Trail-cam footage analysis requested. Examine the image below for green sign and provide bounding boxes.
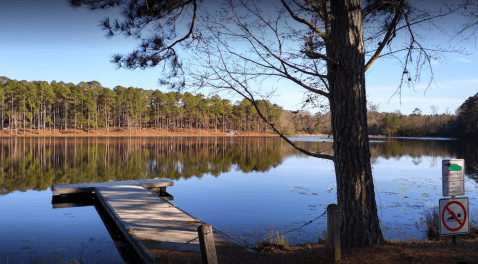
[449,164,462,171]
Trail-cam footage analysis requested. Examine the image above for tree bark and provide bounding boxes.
[328,0,384,248]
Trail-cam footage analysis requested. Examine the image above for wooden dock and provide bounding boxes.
[52,179,244,264]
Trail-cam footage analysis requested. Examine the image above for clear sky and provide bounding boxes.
[1,0,476,115]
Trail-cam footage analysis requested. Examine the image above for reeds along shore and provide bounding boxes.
[0,127,278,137]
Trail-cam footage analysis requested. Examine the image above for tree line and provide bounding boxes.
[1,76,476,139]
[365,92,478,139]
[0,76,282,135]
[281,91,478,139]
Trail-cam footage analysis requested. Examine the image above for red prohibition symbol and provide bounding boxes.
[442,201,467,232]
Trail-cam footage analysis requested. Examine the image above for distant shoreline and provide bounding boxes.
[0,128,392,138]
[0,127,278,138]
[288,133,387,138]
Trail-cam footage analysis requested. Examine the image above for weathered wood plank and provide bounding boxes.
[94,185,236,263]
[52,178,173,195]
[52,187,95,195]
[51,179,244,263]
[94,185,157,264]
[96,186,201,251]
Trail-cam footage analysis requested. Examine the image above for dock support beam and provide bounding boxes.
[198,224,218,264]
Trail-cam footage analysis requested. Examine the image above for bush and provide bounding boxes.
[423,206,440,240]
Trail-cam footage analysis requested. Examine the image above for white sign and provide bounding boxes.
[439,197,469,236]
[442,159,465,196]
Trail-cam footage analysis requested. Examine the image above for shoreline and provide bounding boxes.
[0,127,279,138]
[0,128,390,138]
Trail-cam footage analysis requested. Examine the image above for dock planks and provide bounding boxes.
[52,179,242,263]
[51,178,174,195]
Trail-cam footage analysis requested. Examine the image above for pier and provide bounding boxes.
[52,179,244,263]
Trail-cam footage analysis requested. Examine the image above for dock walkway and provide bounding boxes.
[52,179,243,263]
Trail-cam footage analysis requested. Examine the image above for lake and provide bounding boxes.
[1,136,477,263]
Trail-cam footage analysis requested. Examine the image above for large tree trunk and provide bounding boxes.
[328,0,384,248]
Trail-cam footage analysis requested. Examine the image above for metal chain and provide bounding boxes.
[250,209,328,248]
[161,235,200,257]
[210,226,251,248]
[212,210,328,249]
[160,210,327,256]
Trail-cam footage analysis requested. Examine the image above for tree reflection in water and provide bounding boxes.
[0,137,476,194]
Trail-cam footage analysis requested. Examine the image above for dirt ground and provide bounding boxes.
[157,237,478,264]
[156,226,478,263]
[0,127,277,137]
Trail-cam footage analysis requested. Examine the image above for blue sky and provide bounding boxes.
[0,0,476,115]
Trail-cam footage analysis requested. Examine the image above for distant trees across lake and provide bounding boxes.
[0,76,476,138]
[0,77,283,135]
[366,92,478,139]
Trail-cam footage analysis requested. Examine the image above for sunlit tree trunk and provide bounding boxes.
[37,102,41,134]
[74,100,77,133]
[23,104,25,135]
[43,106,46,133]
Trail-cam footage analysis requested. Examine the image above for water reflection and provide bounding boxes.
[368,138,478,178]
[1,137,477,194]
[1,136,478,254]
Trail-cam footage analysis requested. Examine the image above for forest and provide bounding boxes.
[0,76,477,139]
[0,76,283,135]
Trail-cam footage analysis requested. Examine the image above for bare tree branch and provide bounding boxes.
[201,45,333,161]
[365,0,405,72]
[280,0,328,40]
[304,50,339,65]
[207,5,330,98]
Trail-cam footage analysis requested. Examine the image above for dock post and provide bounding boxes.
[327,204,341,261]
[159,187,166,196]
[198,224,218,264]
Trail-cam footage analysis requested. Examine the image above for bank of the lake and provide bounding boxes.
[204,235,478,264]
[0,127,277,137]
[0,128,394,139]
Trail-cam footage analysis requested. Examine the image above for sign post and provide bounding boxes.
[440,159,468,242]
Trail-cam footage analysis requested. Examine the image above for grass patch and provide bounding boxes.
[423,206,440,240]
[255,229,290,252]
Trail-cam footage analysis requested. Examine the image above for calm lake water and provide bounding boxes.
[1,136,477,263]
